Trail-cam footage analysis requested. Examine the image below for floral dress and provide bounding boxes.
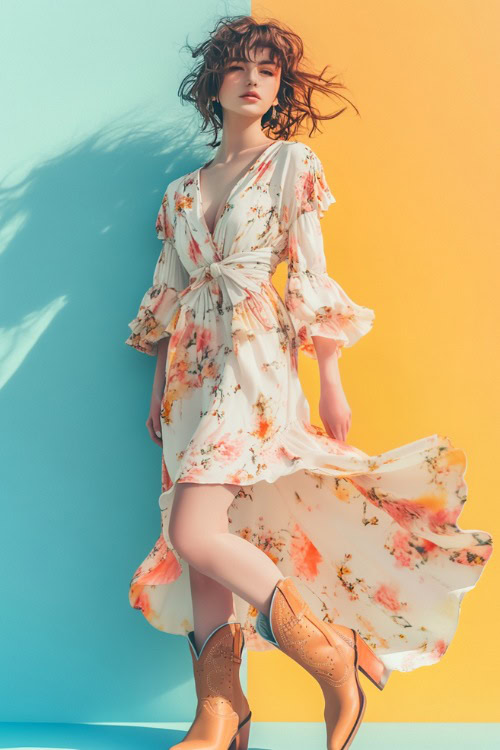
[125,140,493,676]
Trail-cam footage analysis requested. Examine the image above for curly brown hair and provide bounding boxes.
[177,14,359,148]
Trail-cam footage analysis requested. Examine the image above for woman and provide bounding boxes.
[125,15,493,750]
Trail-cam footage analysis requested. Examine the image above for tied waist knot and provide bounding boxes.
[178,246,275,312]
[208,261,223,279]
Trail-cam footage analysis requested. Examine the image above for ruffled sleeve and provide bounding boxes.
[125,187,190,355]
[284,146,375,359]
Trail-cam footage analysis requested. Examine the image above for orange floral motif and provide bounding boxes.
[250,393,275,440]
[174,191,193,214]
[289,522,323,580]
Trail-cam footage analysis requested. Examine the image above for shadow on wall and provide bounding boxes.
[0,116,215,722]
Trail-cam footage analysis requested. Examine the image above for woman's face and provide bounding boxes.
[217,46,281,121]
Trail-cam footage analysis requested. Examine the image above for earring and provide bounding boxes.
[269,104,279,126]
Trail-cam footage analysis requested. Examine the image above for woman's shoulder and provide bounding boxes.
[283,139,314,154]
[278,141,326,183]
[156,169,197,221]
[279,141,335,215]
[163,170,194,199]
[283,140,323,168]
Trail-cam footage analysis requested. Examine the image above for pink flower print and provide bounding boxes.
[392,529,413,569]
[295,170,315,213]
[428,506,461,533]
[196,326,213,353]
[254,158,273,182]
[373,583,405,612]
[180,467,207,482]
[430,639,448,659]
[186,235,203,265]
[380,496,427,531]
[212,433,246,463]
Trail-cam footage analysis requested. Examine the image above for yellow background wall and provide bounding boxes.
[249,0,499,722]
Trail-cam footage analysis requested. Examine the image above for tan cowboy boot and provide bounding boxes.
[257,577,389,750]
[170,621,252,750]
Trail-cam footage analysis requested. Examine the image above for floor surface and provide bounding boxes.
[0,721,499,749]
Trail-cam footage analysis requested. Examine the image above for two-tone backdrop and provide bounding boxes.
[0,0,498,729]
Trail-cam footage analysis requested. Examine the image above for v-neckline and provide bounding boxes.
[196,139,286,242]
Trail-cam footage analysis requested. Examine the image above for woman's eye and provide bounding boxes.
[227,65,273,75]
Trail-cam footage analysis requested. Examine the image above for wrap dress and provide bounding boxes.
[125,139,493,676]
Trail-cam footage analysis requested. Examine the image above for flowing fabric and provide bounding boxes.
[125,140,492,676]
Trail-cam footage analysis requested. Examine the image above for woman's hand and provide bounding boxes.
[318,382,351,442]
[146,337,169,447]
[146,390,163,447]
[312,335,351,442]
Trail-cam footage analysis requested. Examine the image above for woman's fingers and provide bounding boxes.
[325,421,335,439]
[146,416,162,446]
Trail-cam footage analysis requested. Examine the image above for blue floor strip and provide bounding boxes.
[0,721,498,749]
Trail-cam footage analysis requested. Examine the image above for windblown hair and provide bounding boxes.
[177,14,359,147]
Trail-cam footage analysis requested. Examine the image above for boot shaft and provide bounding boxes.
[187,621,249,717]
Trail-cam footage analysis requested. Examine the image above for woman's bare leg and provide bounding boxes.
[169,481,283,652]
[188,566,235,655]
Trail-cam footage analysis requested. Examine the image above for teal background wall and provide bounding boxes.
[0,0,249,722]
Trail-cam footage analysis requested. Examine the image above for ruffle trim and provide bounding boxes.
[125,283,180,355]
[285,269,376,359]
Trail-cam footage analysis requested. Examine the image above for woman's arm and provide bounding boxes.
[146,336,170,446]
[283,146,374,442]
[312,335,351,443]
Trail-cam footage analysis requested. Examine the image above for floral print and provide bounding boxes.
[125,140,493,676]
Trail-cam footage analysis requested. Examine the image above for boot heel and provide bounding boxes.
[229,711,252,750]
[355,631,390,690]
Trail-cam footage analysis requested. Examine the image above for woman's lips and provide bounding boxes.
[240,94,260,100]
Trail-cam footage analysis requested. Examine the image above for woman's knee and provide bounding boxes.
[167,481,238,562]
[168,486,207,559]
[168,514,203,561]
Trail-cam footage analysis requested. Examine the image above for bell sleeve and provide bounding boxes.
[284,147,375,359]
[125,187,190,355]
